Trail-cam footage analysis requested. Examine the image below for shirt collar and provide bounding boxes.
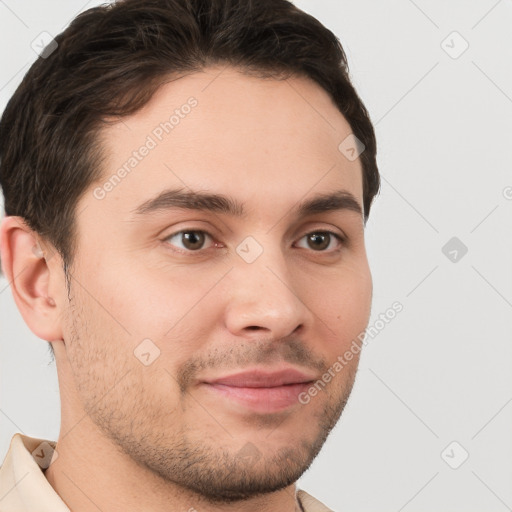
[0,433,70,511]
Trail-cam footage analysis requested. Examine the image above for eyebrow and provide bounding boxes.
[130,187,363,219]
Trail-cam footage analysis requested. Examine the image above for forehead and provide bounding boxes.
[82,66,363,221]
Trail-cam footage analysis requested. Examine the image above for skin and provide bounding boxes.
[0,66,373,512]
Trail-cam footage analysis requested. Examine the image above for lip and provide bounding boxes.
[204,368,317,387]
[200,368,317,413]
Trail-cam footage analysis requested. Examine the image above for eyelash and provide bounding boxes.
[162,229,346,256]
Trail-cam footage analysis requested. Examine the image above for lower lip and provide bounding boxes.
[202,382,312,413]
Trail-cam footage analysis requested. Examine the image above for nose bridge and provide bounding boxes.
[223,236,311,338]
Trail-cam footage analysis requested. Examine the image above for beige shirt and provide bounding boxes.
[0,434,333,511]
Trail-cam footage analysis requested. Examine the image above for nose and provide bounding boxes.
[222,247,313,341]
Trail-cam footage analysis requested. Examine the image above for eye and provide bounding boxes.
[162,229,345,254]
[295,231,344,252]
[163,230,216,252]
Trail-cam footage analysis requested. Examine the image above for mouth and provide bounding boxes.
[200,368,317,413]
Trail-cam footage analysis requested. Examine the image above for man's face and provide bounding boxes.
[61,66,372,501]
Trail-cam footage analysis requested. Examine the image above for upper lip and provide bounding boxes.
[203,368,317,388]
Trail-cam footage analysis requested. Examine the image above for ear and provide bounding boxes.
[0,216,64,343]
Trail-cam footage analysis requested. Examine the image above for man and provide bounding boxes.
[0,0,380,510]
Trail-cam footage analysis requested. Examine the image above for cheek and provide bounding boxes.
[63,278,178,411]
[75,252,176,338]
[62,286,133,415]
[71,247,235,389]
[318,265,372,355]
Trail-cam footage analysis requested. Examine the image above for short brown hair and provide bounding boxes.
[0,0,380,274]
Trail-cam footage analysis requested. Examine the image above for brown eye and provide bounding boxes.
[164,230,213,252]
[181,231,205,250]
[296,231,344,252]
[308,233,329,250]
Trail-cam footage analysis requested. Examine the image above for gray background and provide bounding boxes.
[1,1,511,511]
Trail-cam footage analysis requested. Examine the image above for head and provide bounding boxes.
[0,0,380,504]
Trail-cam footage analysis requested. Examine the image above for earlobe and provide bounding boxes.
[0,216,64,342]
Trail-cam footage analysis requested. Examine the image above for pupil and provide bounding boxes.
[183,232,204,249]
[309,233,328,250]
